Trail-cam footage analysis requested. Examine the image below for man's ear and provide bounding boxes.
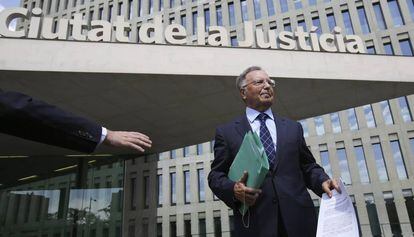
[240,89,247,100]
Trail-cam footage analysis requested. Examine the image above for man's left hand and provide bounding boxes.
[321,179,341,198]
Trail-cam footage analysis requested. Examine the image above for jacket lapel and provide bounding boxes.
[235,115,252,139]
[272,113,286,173]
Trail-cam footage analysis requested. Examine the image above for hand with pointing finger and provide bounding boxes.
[233,171,262,206]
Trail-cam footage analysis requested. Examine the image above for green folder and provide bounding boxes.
[228,131,270,215]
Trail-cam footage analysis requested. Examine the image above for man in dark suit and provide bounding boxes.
[0,90,152,153]
[208,66,340,237]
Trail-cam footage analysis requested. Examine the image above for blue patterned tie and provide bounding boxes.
[257,113,276,167]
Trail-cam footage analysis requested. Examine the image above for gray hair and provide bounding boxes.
[236,66,263,90]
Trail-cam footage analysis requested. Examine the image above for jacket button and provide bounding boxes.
[273,198,277,204]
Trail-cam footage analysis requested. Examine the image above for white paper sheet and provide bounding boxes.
[316,180,359,237]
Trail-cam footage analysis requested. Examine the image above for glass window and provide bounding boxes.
[373,3,387,30]
[313,199,320,217]
[315,116,325,136]
[228,2,235,26]
[184,146,190,157]
[320,150,333,178]
[330,112,342,133]
[241,0,248,22]
[229,215,235,236]
[299,120,309,137]
[336,148,352,184]
[192,12,198,35]
[327,13,336,32]
[230,36,238,46]
[198,217,206,237]
[149,0,153,14]
[312,17,322,35]
[181,15,187,29]
[363,105,376,128]
[309,0,317,6]
[298,19,307,31]
[294,0,302,10]
[214,216,222,237]
[159,0,163,11]
[98,7,104,20]
[184,170,190,204]
[284,22,292,31]
[143,176,149,208]
[204,9,210,31]
[372,143,389,182]
[384,192,403,236]
[128,225,135,237]
[402,189,414,232]
[357,6,370,34]
[365,194,382,237]
[253,0,261,19]
[170,0,174,7]
[267,0,275,16]
[407,0,414,21]
[399,96,413,122]
[280,0,288,13]
[184,219,191,237]
[409,138,414,157]
[390,140,408,180]
[170,220,177,237]
[130,178,136,210]
[216,5,222,26]
[399,39,414,56]
[380,100,394,125]
[342,9,354,34]
[354,146,370,183]
[367,45,376,54]
[170,172,176,205]
[157,223,162,237]
[171,149,177,159]
[388,0,404,27]
[157,174,163,206]
[384,42,394,55]
[198,169,205,202]
[347,108,359,130]
[197,144,203,155]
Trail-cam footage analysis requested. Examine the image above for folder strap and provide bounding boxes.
[241,192,250,228]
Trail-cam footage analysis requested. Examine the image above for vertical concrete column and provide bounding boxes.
[221,208,231,237]
[205,208,214,237]
[374,192,393,237]
[191,211,199,236]
[176,212,184,237]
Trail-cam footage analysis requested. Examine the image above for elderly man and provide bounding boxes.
[208,66,339,237]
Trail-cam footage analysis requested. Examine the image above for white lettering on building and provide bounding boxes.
[0,7,365,53]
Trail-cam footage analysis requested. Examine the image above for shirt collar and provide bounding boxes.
[246,107,274,123]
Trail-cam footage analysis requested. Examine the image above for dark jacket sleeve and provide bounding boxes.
[208,126,238,209]
[297,122,330,197]
[0,90,102,153]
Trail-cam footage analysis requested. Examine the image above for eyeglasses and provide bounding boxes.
[242,79,276,88]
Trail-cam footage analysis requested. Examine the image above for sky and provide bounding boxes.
[0,0,21,9]
[0,0,22,30]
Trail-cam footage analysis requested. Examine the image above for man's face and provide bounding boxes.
[240,70,274,112]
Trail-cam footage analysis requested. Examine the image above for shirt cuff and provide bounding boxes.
[98,127,107,146]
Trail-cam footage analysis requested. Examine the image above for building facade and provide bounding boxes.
[0,161,125,237]
[4,0,414,236]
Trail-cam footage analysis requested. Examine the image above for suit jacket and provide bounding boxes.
[0,90,101,153]
[208,113,329,237]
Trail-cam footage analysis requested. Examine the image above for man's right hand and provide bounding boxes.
[233,171,262,206]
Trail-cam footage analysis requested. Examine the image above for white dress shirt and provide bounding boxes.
[246,107,277,151]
